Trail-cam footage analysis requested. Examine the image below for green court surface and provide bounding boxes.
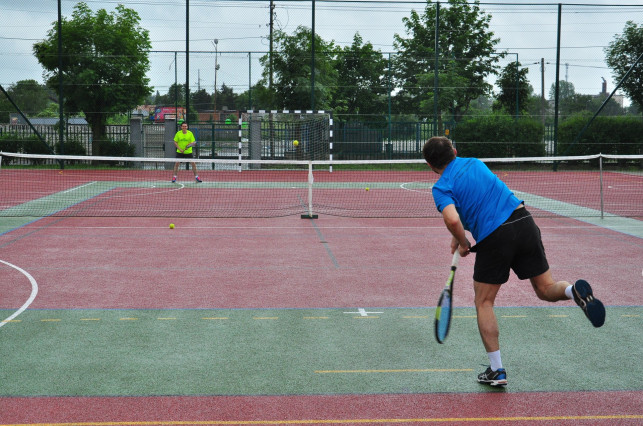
[0,306,640,397]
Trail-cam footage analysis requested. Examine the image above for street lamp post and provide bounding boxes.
[213,39,219,118]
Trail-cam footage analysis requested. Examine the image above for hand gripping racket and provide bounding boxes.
[434,250,460,344]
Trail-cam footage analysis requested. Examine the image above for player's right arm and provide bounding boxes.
[441,204,471,257]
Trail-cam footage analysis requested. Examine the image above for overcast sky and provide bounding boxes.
[1,0,641,106]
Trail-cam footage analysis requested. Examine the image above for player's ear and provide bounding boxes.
[453,148,457,157]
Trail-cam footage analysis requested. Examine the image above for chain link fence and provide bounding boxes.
[0,2,641,160]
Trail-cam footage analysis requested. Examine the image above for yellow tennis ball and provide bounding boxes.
[169,223,175,229]
[293,140,299,146]
[365,187,370,191]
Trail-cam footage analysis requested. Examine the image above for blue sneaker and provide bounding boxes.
[195,176,202,183]
[172,176,177,183]
[573,280,605,327]
[477,367,507,387]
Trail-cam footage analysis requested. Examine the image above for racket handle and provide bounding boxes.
[451,250,460,268]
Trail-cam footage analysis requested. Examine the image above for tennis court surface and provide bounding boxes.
[1,154,642,424]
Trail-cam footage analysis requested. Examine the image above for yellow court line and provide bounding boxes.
[10,312,640,324]
[7,415,642,425]
[315,368,474,374]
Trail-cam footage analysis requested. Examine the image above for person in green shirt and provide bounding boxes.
[172,121,202,183]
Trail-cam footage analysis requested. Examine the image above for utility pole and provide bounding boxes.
[541,58,545,128]
[57,0,64,161]
[213,39,219,115]
[269,0,274,90]
[310,0,316,110]
[186,0,190,124]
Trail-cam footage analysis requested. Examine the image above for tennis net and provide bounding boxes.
[1,152,641,219]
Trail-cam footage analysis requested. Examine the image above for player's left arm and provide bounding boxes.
[441,204,471,257]
[187,131,197,147]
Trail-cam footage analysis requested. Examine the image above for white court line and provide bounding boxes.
[400,181,432,194]
[62,181,96,193]
[0,260,38,328]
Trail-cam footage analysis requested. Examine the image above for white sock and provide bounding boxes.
[488,350,503,371]
[565,285,574,300]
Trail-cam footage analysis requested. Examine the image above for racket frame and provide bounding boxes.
[434,250,460,344]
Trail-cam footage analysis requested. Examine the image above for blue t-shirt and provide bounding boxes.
[432,157,522,243]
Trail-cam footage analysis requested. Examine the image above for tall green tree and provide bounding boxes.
[493,62,533,116]
[605,21,643,112]
[549,80,576,103]
[0,79,53,123]
[393,0,501,128]
[259,26,338,110]
[33,2,152,155]
[217,83,237,111]
[162,83,186,106]
[332,33,388,120]
[191,88,212,112]
[6,80,53,115]
[549,81,594,120]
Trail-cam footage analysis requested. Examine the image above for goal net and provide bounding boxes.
[241,110,333,163]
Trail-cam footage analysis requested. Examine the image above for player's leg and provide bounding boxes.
[513,210,604,327]
[172,161,179,182]
[191,162,202,182]
[473,281,502,352]
[529,270,569,302]
[474,280,507,387]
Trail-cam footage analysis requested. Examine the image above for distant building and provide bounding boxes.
[598,77,624,107]
[9,114,88,126]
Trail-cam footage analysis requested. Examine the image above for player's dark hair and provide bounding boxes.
[423,136,455,169]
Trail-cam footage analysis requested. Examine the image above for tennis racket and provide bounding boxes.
[434,250,460,344]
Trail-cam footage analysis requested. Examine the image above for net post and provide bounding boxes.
[599,154,604,219]
[301,161,318,219]
[328,111,333,173]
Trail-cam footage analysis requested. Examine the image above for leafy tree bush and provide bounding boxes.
[605,21,643,112]
[393,0,501,126]
[55,138,87,157]
[453,114,545,158]
[34,2,152,156]
[21,135,51,164]
[98,138,135,159]
[557,114,643,156]
[0,133,21,164]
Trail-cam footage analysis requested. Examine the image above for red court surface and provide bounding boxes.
[2,392,642,424]
[1,214,642,425]
[1,216,640,310]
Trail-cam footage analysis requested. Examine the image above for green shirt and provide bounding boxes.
[174,130,196,154]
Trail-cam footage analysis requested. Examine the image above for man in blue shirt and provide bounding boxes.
[423,136,605,387]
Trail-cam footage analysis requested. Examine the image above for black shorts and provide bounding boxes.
[176,152,193,159]
[472,206,549,284]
